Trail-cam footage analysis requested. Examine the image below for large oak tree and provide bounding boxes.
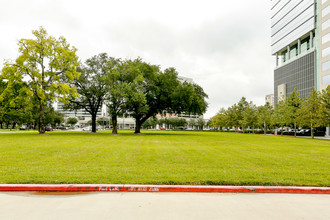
[123,59,208,133]
[66,53,119,133]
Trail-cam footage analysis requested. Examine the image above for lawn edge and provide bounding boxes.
[0,184,329,194]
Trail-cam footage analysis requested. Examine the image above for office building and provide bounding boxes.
[55,102,103,118]
[271,0,330,102]
[265,94,275,108]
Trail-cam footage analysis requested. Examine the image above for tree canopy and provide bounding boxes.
[1,27,80,134]
[65,53,118,133]
[122,59,208,133]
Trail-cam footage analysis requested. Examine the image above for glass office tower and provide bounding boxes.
[271,0,330,102]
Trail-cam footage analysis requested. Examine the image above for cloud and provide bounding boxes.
[0,0,274,118]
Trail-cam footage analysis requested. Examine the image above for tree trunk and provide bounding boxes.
[294,122,297,137]
[39,102,45,134]
[135,120,142,134]
[111,115,118,134]
[252,125,255,134]
[91,114,97,133]
[311,123,314,139]
[264,121,266,134]
[281,124,283,136]
[12,122,16,129]
[134,113,153,134]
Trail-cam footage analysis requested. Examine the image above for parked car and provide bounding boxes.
[56,126,66,130]
[19,125,27,130]
[45,126,53,131]
[82,126,92,131]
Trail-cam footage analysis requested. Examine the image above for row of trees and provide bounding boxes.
[209,87,329,138]
[0,27,208,134]
[66,53,208,134]
[142,117,206,130]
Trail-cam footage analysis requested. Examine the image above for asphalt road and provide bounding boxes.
[0,192,329,219]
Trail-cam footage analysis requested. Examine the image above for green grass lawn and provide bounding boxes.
[0,130,329,186]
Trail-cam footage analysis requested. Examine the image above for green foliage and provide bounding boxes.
[161,117,187,129]
[67,117,78,126]
[66,53,118,133]
[1,27,80,134]
[321,85,330,127]
[273,99,287,124]
[226,104,240,130]
[142,117,159,129]
[187,118,197,128]
[0,77,33,128]
[209,108,227,130]
[45,108,64,128]
[196,118,205,130]
[257,103,273,134]
[272,99,291,135]
[105,59,129,134]
[172,82,208,115]
[121,59,150,133]
[240,102,258,132]
[97,117,109,126]
[286,88,302,136]
[31,104,64,129]
[123,58,208,133]
[297,88,323,138]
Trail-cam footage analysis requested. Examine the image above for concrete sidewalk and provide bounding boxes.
[0,192,329,220]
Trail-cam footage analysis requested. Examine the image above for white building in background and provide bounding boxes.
[55,102,104,127]
[265,94,275,108]
[55,102,103,118]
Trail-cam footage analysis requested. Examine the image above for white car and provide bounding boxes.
[82,126,92,131]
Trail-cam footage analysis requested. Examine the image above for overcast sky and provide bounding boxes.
[0,0,274,118]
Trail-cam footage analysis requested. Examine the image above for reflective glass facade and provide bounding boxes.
[271,0,315,54]
[274,51,315,103]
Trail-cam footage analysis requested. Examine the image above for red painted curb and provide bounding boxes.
[0,184,329,194]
